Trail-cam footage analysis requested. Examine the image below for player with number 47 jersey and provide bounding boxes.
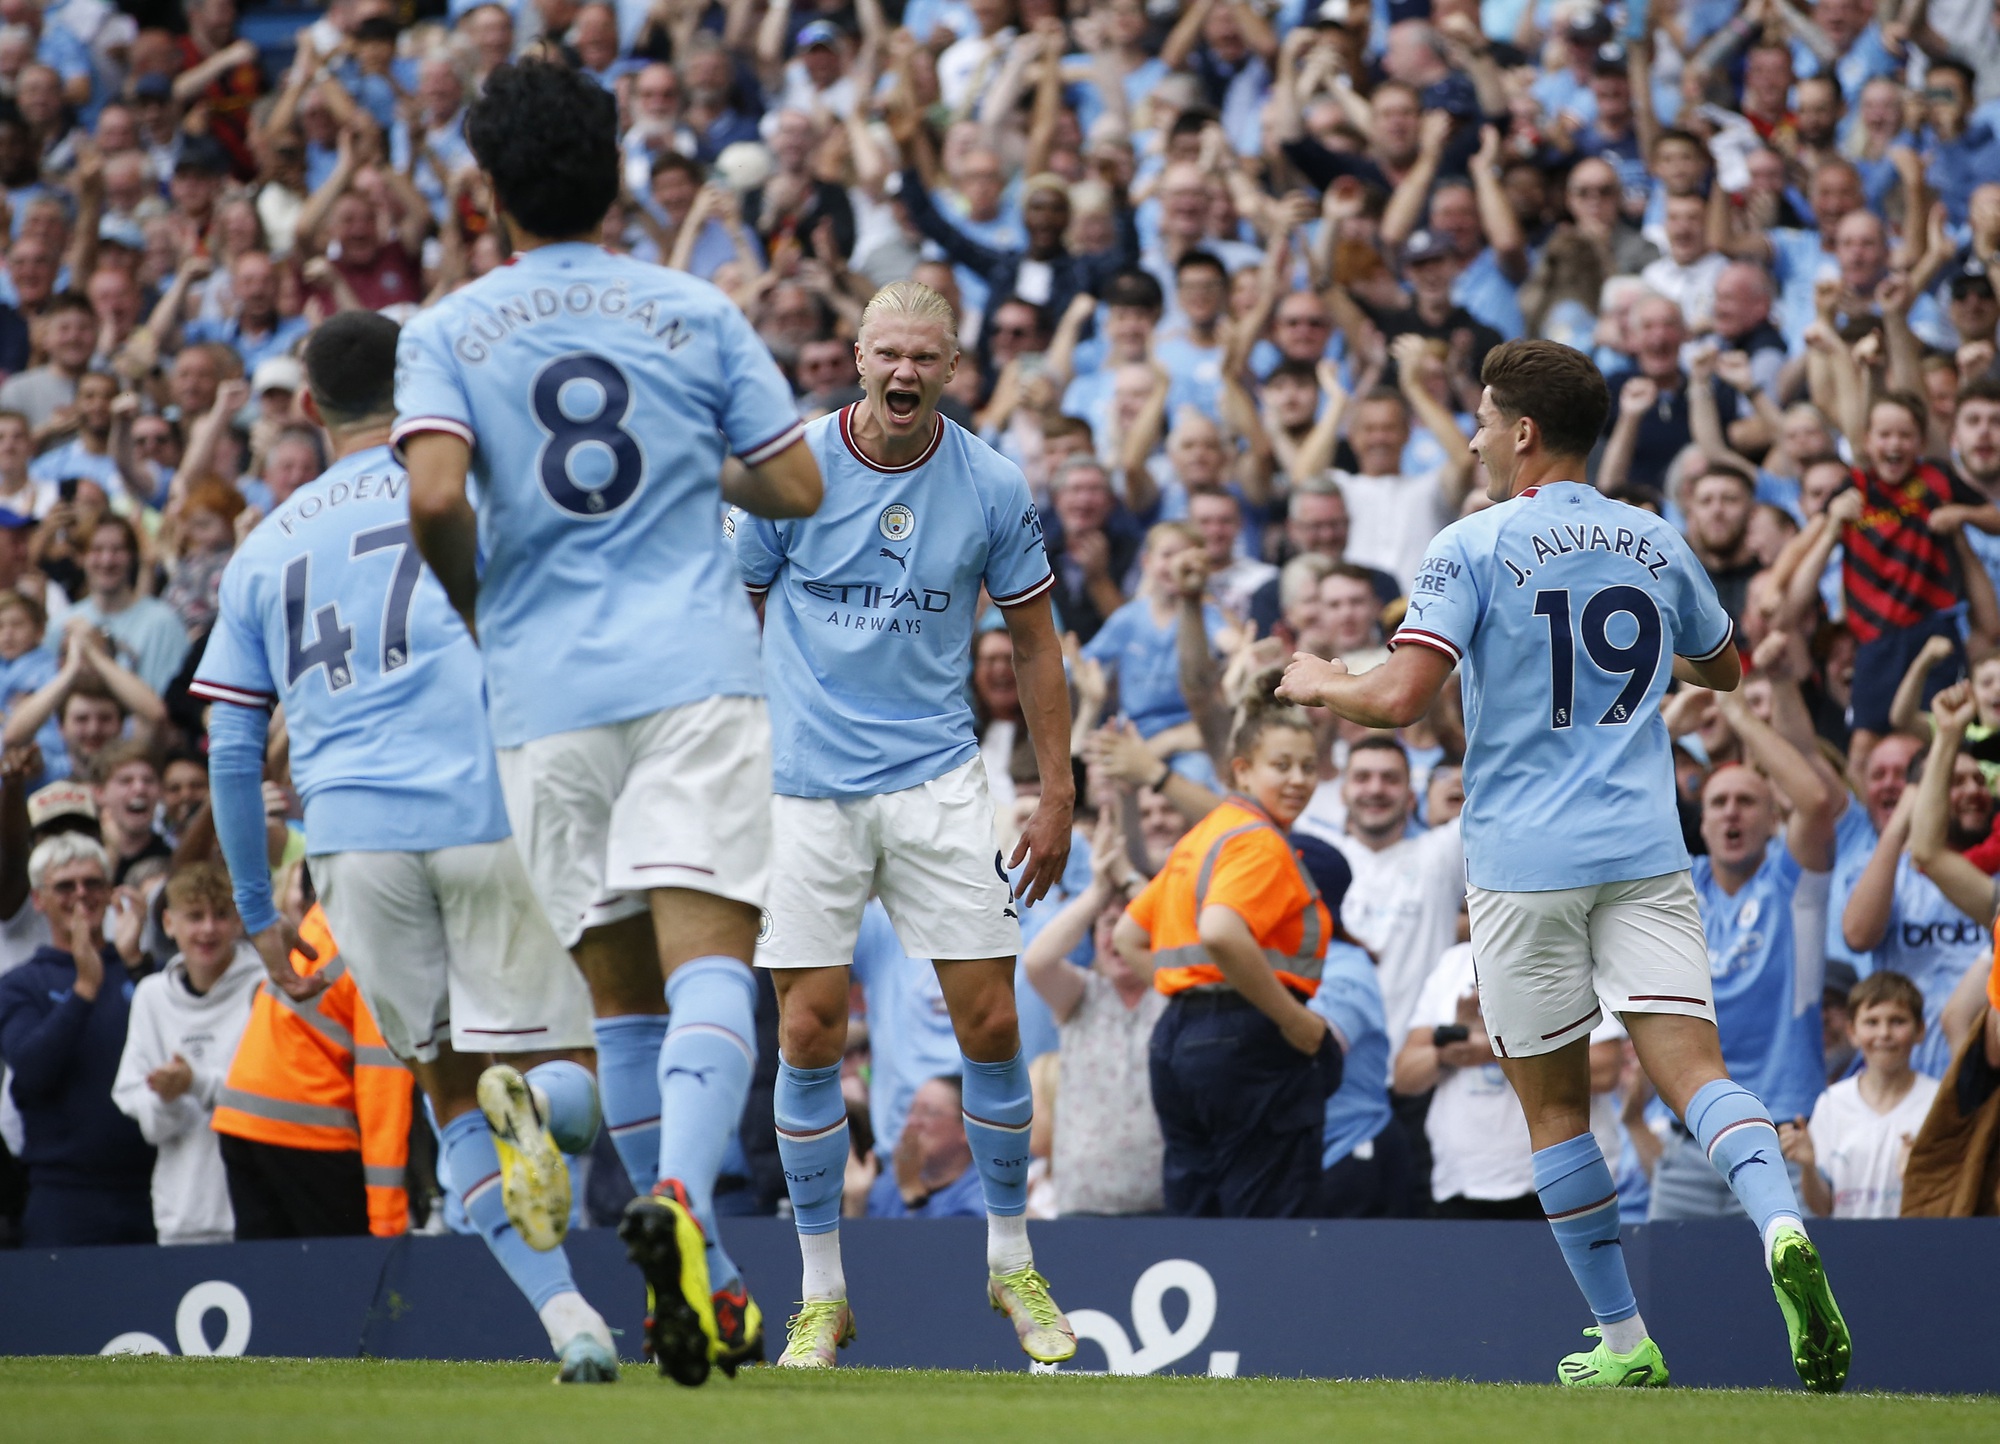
[193,313,614,1386]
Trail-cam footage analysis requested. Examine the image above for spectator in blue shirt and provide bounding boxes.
[1081,522,1225,780]
[865,1075,988,1219]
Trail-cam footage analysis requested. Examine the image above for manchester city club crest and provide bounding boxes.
[879,503,915,541]
[757,909,774,945]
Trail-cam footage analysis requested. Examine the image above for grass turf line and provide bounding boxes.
[1,1358,1992,1444]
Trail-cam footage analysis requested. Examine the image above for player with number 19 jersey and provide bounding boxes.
[390,244,803,748]
[1390,480,1734,894]
[193,443,509,852]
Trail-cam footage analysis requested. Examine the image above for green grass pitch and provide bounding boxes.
[2,1357,1993,1444]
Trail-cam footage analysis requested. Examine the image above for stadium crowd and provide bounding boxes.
[1,0,2000,1249]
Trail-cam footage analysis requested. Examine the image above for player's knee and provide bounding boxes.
[953,987,1020,1061]
[777,974,848,1069]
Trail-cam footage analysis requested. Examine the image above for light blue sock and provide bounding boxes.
[657,957,758,1293]
[959,1051,1032,1218]
[524,1060,600,1155]
[1533,1133,1638,1327]
[1688,1078,1805,1242]
[774,1057,848,1235]
[440,1109,578,1313]
[591,1014,668,1192]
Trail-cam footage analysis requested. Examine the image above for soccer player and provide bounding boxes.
[734,281,1077,1370]
[394,60,822,1387]
[1277,340,1852,1393]
[193,312,616,1383]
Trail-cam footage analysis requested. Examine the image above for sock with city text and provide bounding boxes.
[960,1051,1033,1274]
[591,1015,667,1191]
[775,1056,849,1301]
[1687,1078,1805,1256]
[441,1109,579,1317]
[657,956,759,1293]
[1533,1132,1646,1353]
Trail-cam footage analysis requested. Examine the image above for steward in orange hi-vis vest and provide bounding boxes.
[1114,703,1342,1220]
[211,905,413,1237]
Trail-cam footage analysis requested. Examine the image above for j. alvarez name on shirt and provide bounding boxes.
[449,283,691,365]
[1500,523,1673,587]
[274,469,404,537]
[808,579,953,634]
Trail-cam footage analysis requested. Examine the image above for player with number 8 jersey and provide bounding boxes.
[393,61,822,1388]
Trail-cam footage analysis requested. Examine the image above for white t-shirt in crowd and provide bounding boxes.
[1333,464,1451,594]
[1806,1070,1941,1219]
[1415,945,1627,1203]
[1418,942,1531,1202]
[1306,814,1465,1055]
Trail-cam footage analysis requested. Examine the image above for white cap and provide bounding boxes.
[251,355,304,396]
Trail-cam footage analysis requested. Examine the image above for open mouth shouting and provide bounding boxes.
[884,388,924,425]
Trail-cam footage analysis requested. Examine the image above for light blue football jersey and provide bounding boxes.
[1691,841,1829,1124]
[1390,481,1735,892]
[735,405,1052,798]
[1859,854,1988,1080]
[190,445,510,854]
[391,243,804,748]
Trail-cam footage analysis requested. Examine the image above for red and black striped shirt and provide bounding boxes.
[1840,462,1980,643]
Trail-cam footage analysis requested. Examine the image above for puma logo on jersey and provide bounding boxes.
[880,547,909,569]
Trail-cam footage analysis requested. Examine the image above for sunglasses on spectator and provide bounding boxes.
[48,877,107,897]
[1570,183,1618,198]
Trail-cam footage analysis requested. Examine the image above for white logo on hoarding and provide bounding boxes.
[101,1280,253,1357]
[1049,1259,1238,1377]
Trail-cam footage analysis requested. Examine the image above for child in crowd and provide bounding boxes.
[1782,971,1940,1219]
[110,863,263,1245]
[0,592,62,776]
[1890,641,2000,790]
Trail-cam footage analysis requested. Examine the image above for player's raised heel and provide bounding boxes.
[1556,1329,1670,1387]
[555,1332,620,1384]
[476,1063,571,1253]
[1769,1227,1850,1393]
[776,1299,856,1369]
[988,1268,1076,1364]
[617,1181,718,1387]
[712,1281,765,1377]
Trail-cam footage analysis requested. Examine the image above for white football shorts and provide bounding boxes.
[758,756,1022,969]
[312,839,594,1063]
[494,694,774,948]
[1465,869,1716,1059]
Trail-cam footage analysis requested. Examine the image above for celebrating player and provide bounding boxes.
[193,313,616,1383]
[394,61,823,1386]
[734,281,1077,1369]
[1277,340,1851,1392]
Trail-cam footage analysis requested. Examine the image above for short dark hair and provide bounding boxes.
[1347,733,1409,771]
[1693,460,1756,494]
[1103,268,1164,313]
[1847,969,1925,1028]
[1263,358,1320,388]
[1958,376,2000,409]
[304,311,401,428]
[1650,127,1707,156]
[467,61,619,241]
[1929,58,1975,91]
[650,151,702,185]
[1480,340,1610,459]
[1175,249,1227,282]
[43,289,94,322]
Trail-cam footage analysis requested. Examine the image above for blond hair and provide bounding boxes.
[859,280,960,349]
